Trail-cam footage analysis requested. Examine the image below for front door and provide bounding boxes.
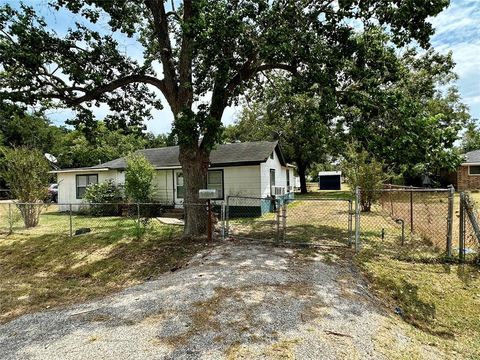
[174,170,184,207]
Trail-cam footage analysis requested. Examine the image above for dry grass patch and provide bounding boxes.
[357,250,480,359]
[0,210,206,324]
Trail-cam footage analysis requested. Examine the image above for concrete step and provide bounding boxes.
[164,208,184,213]
[162,211,184,219]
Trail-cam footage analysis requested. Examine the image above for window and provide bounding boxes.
[470,166,480,175]
[76,174,98,199]
[270,152,274,159]
[207,170,224,199]
[286,169,290,189]
[176,172,184,198]
[270,169,276,195]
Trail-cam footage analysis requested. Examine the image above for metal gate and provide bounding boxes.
[224,196,353,247]
[282,198,353,247]
[224,196,281,242]
[223,186,460,256]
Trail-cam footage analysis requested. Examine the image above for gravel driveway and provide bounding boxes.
[0,242,440,359]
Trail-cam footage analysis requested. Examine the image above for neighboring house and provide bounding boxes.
[457,150,480,191]
[52,141,295,215]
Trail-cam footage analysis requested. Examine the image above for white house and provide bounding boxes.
[52,141,295,214]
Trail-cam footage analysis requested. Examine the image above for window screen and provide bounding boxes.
[470,166,480,175]
[270,169,276,195]
[76,174,98,199]
[176,172,184,198]
[207,170,223,199]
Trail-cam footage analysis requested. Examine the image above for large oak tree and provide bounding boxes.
[0,0,449,237]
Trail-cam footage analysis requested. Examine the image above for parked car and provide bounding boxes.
[48,183,58,203]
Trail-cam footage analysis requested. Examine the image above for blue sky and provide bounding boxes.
[429,0,480,121]
[7,0,480,134]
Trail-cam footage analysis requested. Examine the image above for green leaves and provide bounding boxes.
[1,147,50,203]
[124,153,155,203]
[0,0,452,154]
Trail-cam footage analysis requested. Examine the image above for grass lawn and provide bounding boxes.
[0,205,207,324]
[295,182,353,200]
[298,186,480,358]
[357,217,480,359]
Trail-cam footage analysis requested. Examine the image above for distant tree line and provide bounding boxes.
[0,101,174,189]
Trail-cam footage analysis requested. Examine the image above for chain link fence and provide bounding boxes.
[459,193,480,262]
[356,186,454,259]
[225,196,281,242]
[283,198,353,246]
[0,202,186,240]
[224,196,353,247]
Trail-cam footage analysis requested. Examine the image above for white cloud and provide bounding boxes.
[430,0,480,120]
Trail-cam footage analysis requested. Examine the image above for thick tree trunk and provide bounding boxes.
[297,163,308,194]
[178,143,210,238]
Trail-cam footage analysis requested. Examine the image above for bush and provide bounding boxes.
[125,153,155,203]
[341,143,387,212]
[83,179,123,216]
[1,147,50,227]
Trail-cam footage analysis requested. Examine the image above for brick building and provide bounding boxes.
[457,150,480,191]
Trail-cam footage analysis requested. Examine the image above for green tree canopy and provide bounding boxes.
[460,120,480,154]
[224,76,339,193]
[227,28,470,188]
[341,44,470,181]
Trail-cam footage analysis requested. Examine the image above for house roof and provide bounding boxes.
[462,150,480,165]
[53,141,286,173]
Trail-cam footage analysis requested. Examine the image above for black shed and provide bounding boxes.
[318,171,341,190]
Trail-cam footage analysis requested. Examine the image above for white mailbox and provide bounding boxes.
[199,189,217,199]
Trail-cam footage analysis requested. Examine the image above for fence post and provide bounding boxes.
[8,202,13,234]
[459,192,465,262]
[410,186,414,235]
[225,196,230,238]
[282,202,287,242]
[207,199,212,243]
[69,204,73,237]
[275,200,280,242]
[221,201,225,241]
[389,184,394,217]
[354,186,361,252]
[136,203,141,239]
[446,185,455,258]
[348,200,353,246]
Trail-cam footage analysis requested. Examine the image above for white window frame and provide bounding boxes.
[469,165,480,176]
[207,169,224,200]
[76,174,98,199]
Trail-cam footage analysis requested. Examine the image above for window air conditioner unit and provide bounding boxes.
[271,186,285,196]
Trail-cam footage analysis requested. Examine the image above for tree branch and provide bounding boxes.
[145,0,178,104]
[67,74,167,105]
[226,62,298,94]
[178,0,194,107]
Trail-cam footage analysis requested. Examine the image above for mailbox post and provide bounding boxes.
[199,189,217,242]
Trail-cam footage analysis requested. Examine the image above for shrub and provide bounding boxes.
[341,143,387,212]
[125,153,155,203]
[83,179,123,216]
[1,147,50,227]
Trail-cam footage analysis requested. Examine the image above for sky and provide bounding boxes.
[6,0,480,134]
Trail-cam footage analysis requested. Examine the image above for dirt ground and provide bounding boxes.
[0,242,444,360]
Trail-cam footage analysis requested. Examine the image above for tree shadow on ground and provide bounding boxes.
[0,218,199,325]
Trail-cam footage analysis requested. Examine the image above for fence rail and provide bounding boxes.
[356,186,455,257]
[0,201,206,240]
[2,189,479,262]
[459,193,480,261]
